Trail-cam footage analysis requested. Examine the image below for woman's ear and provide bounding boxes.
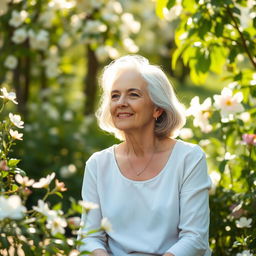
[153,107,164,119]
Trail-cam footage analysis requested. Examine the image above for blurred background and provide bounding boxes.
[1,0,255,254]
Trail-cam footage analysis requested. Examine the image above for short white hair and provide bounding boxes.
[96,55,186,140]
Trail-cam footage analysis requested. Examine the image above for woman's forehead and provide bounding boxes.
[111,69,147,90]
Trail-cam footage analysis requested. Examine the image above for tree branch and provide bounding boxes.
[226,6,256,69]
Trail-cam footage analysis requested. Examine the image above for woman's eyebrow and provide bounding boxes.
[111,88,142,93]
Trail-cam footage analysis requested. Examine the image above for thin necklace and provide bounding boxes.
[126,148,155,176]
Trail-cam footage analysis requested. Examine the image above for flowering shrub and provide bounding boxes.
[183,84,256,255]
[0,87,110,255]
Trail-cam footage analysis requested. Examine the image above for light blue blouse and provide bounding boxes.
[78,140,212,256]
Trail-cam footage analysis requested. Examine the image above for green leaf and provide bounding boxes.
[52,202,62,210]
[167,0,176,9]
[198,19,212,39]
[156,0,168,18]
[219,160,228,173]
[210,45,227,74]
[11,184,19,191]
[215,22,224,37]
[54,191,63,198]
[195,50,211,73]
[8,158,20,167]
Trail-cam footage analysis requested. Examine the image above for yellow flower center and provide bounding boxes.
[225,99,233,106]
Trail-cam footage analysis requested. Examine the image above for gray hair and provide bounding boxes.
[96,55,186,140]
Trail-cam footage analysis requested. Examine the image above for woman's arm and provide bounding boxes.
[166,147,211,256]
[163,253,175,256]
[78,158,108,253]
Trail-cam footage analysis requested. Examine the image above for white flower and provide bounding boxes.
[15,174,34,186]
[123,38,139,53]
[4,55,18,69]
[10,129,23,140]
[67,216,81,227]
[186,96,212,133]
[0,195,26,220]
[101,217,112,232]
[236,250,253,256]
[29,29,49,50]
[63,110,74,121]
[32,172,55,188]
[0,87,18,104]
[95,45,119,62]
[83,20,107,34]
[214,87,244,120]
[239,112,251,123]
[209,171,220,194]
[32,200,51,215]
[58,33,71,48]
[224,152,236,160]
[236,217,252,228]
[46,216,67,235]
[60,164,77,178]
[121,13,141,33]
[79,200,99,212]
[39,10,54,28]
[9,10,28,27]
[9,113,24,128]
[12,28,27,44]
[178,128,193,140]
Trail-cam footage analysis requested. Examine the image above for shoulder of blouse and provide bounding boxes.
[85,145,115,171]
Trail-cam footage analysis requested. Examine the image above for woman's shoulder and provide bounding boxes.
[175,139,205,157]
[86,144,115,165]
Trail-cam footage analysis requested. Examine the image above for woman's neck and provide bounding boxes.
[123,131,161,157]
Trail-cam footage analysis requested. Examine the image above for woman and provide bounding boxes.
[78,55,212,256]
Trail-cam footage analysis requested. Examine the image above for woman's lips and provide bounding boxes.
[117,113,133,118]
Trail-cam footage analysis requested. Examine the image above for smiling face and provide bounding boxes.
[110,69,160,134]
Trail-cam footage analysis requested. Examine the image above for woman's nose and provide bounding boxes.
[117,95,128,107]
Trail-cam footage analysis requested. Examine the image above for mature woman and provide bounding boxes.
[78,55,212,256]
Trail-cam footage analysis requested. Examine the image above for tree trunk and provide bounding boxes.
[84,45,99,115]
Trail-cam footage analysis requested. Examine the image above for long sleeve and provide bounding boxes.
[166,147,212,256]
[78,157,108,253]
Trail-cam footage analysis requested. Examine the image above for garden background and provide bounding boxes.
[0,0,255,255]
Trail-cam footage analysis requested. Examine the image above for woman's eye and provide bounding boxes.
[130,93,139,97]
[111,94,119,99]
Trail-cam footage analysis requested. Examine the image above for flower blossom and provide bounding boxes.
[32,172,55,188]
[0,160,9,171]
[32,200,51,215]
[186,96,212,133]
[15,174,34,186]
[9,113,24,128]
[10,129,23,140]
[213,87,244,120]
[67,216,81,228]
[236,250,253,256]
[55,179,67,192]
[4,55,18,69]
[46,216,67,235]
[242,134,256,146]
[79,200,99,212]
[12,27,27,44]
[101,217,112,232]
[9,10,28,27]
[0,87,18,104]
[235,216,252,228]
[0,195,26,220]
[178,128,193,140]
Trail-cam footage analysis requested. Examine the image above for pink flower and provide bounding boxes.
[242,134,256,146]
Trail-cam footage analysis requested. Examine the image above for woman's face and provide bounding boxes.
[110,69,159,134]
